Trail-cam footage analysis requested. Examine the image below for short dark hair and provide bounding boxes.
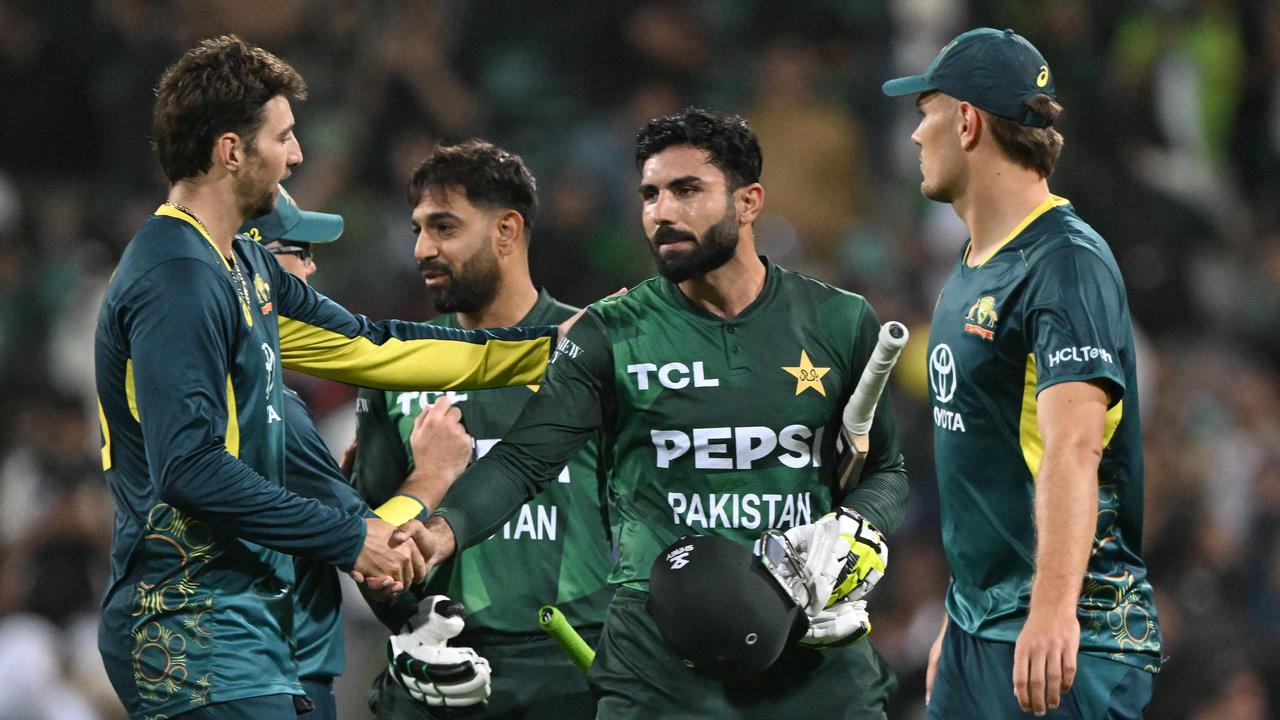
[407,139,539,235]
[152,35,306,183]
[986,94,1064,179]
[634,107,763,190]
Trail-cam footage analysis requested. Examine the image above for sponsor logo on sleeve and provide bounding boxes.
[550,336,582,364]
[1047,346,1114,367]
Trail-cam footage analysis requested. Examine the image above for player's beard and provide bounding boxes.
[419,243,501,315]
[649,198,739,284]
[234,164,277,220]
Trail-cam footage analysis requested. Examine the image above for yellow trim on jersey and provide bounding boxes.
[125,359,141,422]
[154,204,254,326]
[1020,354,1124,478]
[225,375,240,457]
[374,495,426,525]
[155,204,228,270]
[965,195,1071,268]
[277,317,551,391]
[98,398,112,471]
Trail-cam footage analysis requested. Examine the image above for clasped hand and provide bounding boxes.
[351,517,458,597]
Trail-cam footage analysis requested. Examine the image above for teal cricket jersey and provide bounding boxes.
[435,259,909,591]
[282,387,371,682]
[927,196,1161,672]
[352,289,612,635]
[94,206,556,719]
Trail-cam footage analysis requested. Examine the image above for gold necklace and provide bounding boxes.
[163,201,211,237]
[164,201,252,312]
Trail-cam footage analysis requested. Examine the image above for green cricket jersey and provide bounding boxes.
[927,196,1161,671]
[435,259,909,591]
[282,387,371,682]
[352,289,612,635]
[94,206,555,719]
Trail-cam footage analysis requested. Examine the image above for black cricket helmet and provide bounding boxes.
[646,534,808,679]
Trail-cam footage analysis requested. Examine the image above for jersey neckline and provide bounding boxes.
[657,255,780,325]
[960,195,1071,274]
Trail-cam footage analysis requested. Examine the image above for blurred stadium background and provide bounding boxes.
[1,1,1277,718]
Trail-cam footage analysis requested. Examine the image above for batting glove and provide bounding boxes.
[799,599,872,648]
[771,508,888,614]
[387,596,491,708]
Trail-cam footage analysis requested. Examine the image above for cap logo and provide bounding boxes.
[665,544,694,570]
[744,633,758,645]
[1036,65,1050,88]
[246,227,262,241]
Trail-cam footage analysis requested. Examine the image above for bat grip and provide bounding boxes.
[539,605,595,675]
[842,322,909,436]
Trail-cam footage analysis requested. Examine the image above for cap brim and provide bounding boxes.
[280,210,344,243]
[882,74,935,97]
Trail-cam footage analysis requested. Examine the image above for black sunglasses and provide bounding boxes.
[268,243,313,261]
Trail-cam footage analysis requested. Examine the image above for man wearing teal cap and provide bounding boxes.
[884,28,1161,719]
[241,188,484,718]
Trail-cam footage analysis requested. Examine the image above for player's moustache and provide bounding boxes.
[419,259,453,277]
[652,226,698,246]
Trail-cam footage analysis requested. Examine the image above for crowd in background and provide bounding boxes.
[1,1,1277,718]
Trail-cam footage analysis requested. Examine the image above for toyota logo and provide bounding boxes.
[929,343,956,403]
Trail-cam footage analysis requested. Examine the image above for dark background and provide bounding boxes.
[0,1,1276,718]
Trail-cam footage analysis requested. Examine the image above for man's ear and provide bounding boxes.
[735,183,765,225]
[215,132,248,172]
[494,210,525,256]
[957,102,983,152]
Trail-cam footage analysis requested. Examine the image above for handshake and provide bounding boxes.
[347,396,468,596]
[348,516,451,596]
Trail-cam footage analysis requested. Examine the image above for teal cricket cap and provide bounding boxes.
[239,185,344,243]
[882,27,1056,128]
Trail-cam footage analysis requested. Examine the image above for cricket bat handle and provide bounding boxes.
[842,321,909,436]
[837,322,908,490]
[539,605,595,675]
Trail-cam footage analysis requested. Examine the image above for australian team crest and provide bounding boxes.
[963,295,998,340]
[253,274,273,315]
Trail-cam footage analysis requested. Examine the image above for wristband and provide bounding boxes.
[374,493,428,525]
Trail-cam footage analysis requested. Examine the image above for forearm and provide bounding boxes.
[397,465,457,514]
[432,449,550,549]
[840,455,908,534]
[1029,445,1098,613]
[161,447,365,568]
[277,312,555,391]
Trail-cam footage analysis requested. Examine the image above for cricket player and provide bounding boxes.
[241,187,477,718]
[398,108,908,719]
[883,27,1162,718]
[351,140,612,719]
[95,37,555,719]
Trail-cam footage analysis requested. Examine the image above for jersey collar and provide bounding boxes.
[659,255,779,323]
[154,203,235,272]
[962,195,1070,268]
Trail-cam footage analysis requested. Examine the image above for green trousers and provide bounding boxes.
[371,629,601,719]
[588,587,897,719]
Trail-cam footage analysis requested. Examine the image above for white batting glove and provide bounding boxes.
[387,596,491,708]
[776,508,888,614]
[799,599,872,648]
